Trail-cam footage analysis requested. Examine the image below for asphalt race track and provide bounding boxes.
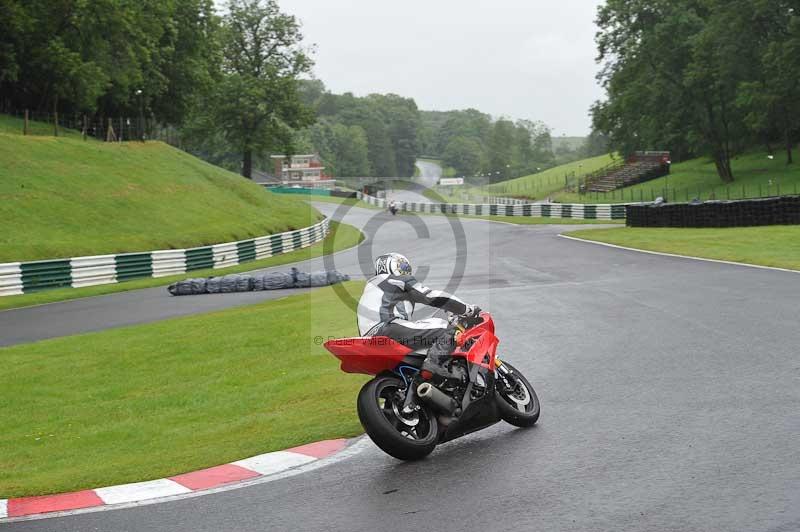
[4,202,800,531]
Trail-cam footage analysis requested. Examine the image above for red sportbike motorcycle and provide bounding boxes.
[324,311,540,460]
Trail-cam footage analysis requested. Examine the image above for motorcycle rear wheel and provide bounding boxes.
[357,375,438,460]
[495,361,540,427]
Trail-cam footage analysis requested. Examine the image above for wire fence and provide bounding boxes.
[4,109,184,147]
[471,172,800,204]
[564,180,800,204]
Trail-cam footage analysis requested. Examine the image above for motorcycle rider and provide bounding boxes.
[357,253,480,378]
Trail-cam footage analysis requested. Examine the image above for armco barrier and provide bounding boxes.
[0,218,330,297]
[626,196,800,227]
[357,192,630,220]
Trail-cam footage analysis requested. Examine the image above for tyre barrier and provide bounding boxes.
[358,192,630,220]
[0,218,330,297]
[626,196,800,227]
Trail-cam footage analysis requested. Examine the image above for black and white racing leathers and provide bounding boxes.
[357,274,469,363]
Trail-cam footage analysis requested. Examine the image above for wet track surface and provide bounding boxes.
[3,202,800,531]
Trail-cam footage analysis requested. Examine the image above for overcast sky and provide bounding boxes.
[226,1,606,135]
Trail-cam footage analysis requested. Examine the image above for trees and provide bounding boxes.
[593,0,800,182]
[208,0,314,178]
[417,110,560,182]
[0,0,219,120]
[488,120,516,182]
[365,94,420,177]
[303,119,371,177]
[735,1,800,164]
[310,91,424,177]
[442,137,484,177]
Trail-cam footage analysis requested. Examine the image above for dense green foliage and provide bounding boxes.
[0,0,217,122]
[0,0,314,179]
[291,84,421,178]
[0,113,320,262]
[593,0,800,182]
[419,110,553,183]
[418,110,608,184]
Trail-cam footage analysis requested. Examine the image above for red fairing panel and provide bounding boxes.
[454,313,499,369]
[324,337,413,376]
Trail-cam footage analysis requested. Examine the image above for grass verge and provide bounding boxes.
[485,153,617,198]
[0,222,363,312]
[0,281,368,498]
[565,225,800,270]
[0,113,319,262]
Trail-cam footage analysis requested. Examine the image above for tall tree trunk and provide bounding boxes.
[242,148,253,179]
[712,150,734,183]
[703,99,735,183]
[785,127,793,165]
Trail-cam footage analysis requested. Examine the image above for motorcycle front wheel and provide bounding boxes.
[357,375,438,460]
[495,361,540,427]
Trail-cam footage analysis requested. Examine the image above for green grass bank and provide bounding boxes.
[485,153,618,198]
[555,149,800,204]
[0,114,320,262]
[565,225,800,271]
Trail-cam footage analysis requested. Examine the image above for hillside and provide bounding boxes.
[0,114,321,262]
[554,149,800,204]
[484,153,617,198]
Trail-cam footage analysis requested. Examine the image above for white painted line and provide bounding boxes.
[0,499,7,519]
[95,478,192,505]
[558,234,800,274]
[232,451,315,476]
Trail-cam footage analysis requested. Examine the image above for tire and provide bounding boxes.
[357,375,438,460]
[495,361,540,427]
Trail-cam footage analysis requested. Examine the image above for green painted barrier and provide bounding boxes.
[268,187,332,196]
[21,260,72,292]
[115,253,153,281]
[236,240,257,263]
[186,247,214,271]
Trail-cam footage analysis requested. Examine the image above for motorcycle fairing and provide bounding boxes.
[452,313,499,370]
[324,336,413,375]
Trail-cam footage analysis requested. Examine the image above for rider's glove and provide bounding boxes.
[463,304,481,318]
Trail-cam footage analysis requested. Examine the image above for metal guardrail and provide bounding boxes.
[357,192,630,220]
[0,218,330,297]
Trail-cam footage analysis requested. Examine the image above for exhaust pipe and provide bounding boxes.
[417,382,457,414]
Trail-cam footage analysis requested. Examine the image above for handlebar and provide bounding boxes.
[449,312,484,330]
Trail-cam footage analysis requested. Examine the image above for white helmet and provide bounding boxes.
[374,253,413,276]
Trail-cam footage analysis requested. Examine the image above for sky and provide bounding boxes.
[221,1,606,136]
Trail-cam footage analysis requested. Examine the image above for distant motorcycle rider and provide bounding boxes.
[357,253,480,378]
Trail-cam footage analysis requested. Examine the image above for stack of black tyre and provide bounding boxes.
[626,195,800,227]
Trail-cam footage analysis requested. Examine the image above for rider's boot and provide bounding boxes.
[421,357,456,379]
[420,336,460,380]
